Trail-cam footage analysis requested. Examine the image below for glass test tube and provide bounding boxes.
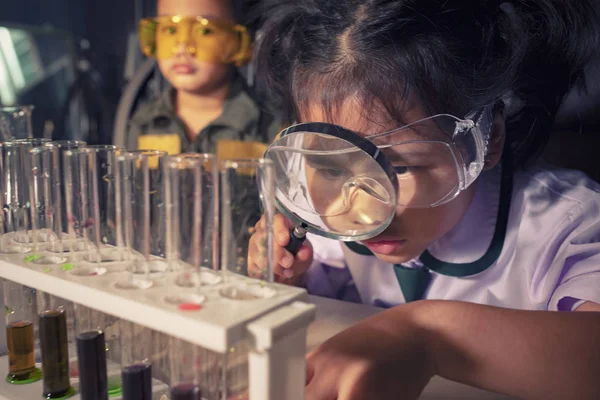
[37,292,75,398]
[85,145,122,258]
[116,150,167,289]
[74,304,122,397]
[26,143,66,265]
[0,138,51,253]
[63,146,126,273]
[67,146,123,262]
[223,339,250,400]
[150,331,171,388]
[120,321,152,400]
[163,154,219,303]
[3,281,41,384]
[169,337,202,400]
[0,105,34,140]
[220,159,275,298]
[48,140,86,253]
[75,305,108,400]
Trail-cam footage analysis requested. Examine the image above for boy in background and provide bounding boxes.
[127,0,280,158]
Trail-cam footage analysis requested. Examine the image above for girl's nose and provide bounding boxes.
[346,196,391,228]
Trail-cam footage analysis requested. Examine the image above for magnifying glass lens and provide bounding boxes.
[264,127,398,242]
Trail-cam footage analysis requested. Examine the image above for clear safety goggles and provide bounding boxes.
[138,16,252,66]
[263,106,494,241]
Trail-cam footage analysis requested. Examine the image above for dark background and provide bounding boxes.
[0,0,156,143]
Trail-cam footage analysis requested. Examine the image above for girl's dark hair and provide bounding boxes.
[248,0,599,167]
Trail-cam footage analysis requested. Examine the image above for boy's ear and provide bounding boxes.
[483,108,506,170]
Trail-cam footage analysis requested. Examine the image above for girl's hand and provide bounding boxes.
[248,214,313,285]
[305,304,434,400]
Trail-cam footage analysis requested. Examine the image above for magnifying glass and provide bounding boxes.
[263,122,399,255]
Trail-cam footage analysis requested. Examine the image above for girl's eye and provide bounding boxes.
[394,166,410,175]
[319,168,345,178]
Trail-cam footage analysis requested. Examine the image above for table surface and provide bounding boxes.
[307,295,516,400]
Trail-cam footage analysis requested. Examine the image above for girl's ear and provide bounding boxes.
[483,108,506,170]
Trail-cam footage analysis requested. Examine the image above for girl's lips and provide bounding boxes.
[362,239,407,255]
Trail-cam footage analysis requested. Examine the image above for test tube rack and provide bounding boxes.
[0,252,316,400]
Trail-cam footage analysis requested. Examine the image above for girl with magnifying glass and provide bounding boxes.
[248,0,600,399]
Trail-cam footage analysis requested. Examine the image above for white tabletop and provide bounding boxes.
[306,295,516,400]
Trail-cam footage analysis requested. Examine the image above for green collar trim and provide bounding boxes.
[419,146,513,277]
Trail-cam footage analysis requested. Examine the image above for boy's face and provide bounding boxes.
[156,0,235,94]
[301,100,482,265]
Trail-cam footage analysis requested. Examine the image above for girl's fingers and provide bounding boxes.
[274,214,295,246]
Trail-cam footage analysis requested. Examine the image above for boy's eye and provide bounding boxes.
[196,27,213,36]
[161,26,177,35]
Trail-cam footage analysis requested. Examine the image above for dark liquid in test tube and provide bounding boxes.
[6,321,35,380]
[171,383,202,400]
[122,363,152,400]
[39,309,72,398]
[76,330,108,400]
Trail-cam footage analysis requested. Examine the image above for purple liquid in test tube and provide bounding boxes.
[121,363,152,400]
[170,383,202,400]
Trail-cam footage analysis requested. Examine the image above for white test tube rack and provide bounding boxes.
[0,252,316,400]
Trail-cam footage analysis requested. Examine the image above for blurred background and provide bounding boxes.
[0,0,156,144]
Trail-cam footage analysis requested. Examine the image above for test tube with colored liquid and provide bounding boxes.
[169,337,202,400]
[75,304,108,400]
[120,321,152,400]
[37,292,76,399]
[74,303,122,397]
[3,281,41,384]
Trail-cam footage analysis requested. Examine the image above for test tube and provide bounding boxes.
[48,140,86,253]
[223,340,250,400]
[84,145,122,259]
[74,304,122,397]
[115,150,167,289]
[163,154,219,304]
[36,292,75,398]
[220,159,275,298]
[168,337,201,400]
[0,138,51,253]
[120,321,152,400]
[3,281,41,384]
[63,147,126,271]
[151,331,171,387]
[75,305,108,400]
[26,143,66,264]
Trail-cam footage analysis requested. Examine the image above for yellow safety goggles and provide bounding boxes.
[138,16,252,66]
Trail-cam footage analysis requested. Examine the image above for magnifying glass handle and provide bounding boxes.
[285,225,307,256]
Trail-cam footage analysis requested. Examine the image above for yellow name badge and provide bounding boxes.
[216,139,268,160]
[216,139,269,176]
[138,134,182,156]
